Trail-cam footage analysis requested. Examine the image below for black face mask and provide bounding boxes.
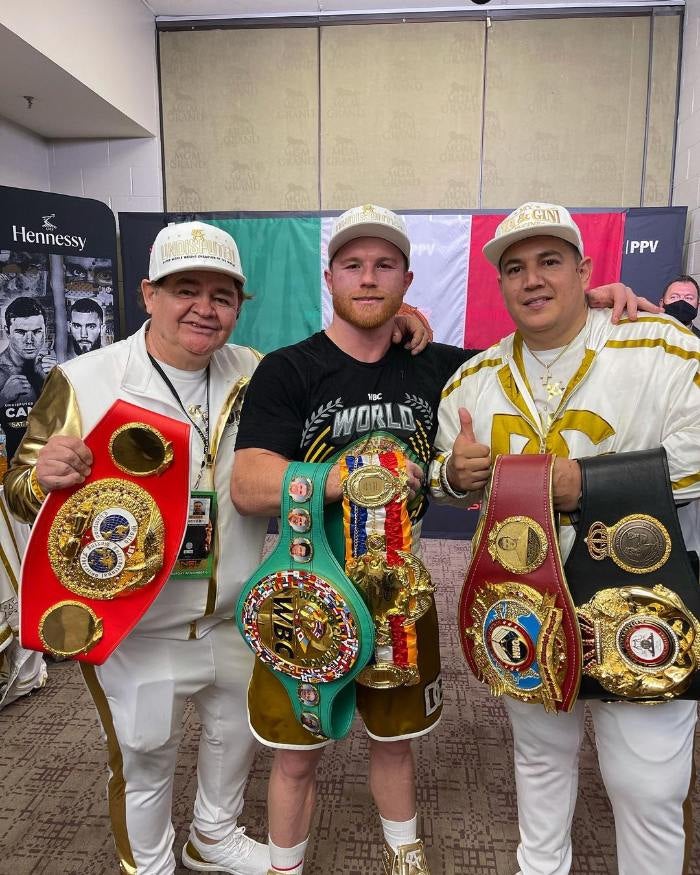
[664,300,698,326]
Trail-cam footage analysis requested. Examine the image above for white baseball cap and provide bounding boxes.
[149,220,246,285]
[328,204,411,266]
[483,202,584,268]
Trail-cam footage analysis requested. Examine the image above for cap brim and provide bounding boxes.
[150,263,246,285]
[328,223,411,265]
[483,225,582,268]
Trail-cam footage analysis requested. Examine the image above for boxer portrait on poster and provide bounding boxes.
[0,250,115,460]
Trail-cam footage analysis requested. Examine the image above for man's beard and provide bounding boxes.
[332,292,402,330]
[71,336,101,355]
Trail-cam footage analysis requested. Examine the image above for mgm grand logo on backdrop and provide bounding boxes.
[10,214,87,251]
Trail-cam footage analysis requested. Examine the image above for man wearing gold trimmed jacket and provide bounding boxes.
[2,217,435,875]
[4,221,272,875]
[431,202,700,875]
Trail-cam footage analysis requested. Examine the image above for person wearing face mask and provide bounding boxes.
[659,275,700,336]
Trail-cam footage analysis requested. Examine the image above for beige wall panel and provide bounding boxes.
[160,29,319,212]
[482,17,649,208]
[643,14,681,206]
[320,22,484,210]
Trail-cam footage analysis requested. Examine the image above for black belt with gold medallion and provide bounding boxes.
[566,447,700,701]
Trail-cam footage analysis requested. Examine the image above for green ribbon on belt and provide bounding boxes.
[236,462,375,740]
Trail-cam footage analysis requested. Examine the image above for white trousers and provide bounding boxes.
[86,620,257,875]
[504,697,697,875]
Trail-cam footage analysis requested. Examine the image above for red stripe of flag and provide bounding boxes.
[464,211,626,350]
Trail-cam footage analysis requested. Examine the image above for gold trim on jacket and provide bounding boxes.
[4,368,82,524]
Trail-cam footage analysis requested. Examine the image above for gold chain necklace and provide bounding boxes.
[526,336,578,402]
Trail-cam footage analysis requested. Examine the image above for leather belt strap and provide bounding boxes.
[459,453,582,712]
[566,447,700,701]
[237,462,375,740]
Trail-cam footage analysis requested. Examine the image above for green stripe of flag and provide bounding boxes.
[210,216,321,353]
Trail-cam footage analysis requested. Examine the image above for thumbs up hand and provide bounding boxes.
[445,408,491,493]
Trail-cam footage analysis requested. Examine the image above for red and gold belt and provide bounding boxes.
[459,453,582,712]
[21,400,190,664]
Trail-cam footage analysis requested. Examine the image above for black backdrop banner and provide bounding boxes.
[620,206,687,301]
[0,186,118,460]
[117,210,171,338]
[119,206,688,349]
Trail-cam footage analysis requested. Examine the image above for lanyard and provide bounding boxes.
[148,353,212,474]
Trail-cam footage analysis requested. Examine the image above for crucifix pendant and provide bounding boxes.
[541,374,564,400]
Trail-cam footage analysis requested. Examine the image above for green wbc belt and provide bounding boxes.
[237,462,375,740]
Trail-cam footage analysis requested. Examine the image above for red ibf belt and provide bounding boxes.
[20,400,190,664]
[459,453,582,712]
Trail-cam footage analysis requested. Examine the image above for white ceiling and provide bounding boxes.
[146,0,683,18]
[0,25,152,139]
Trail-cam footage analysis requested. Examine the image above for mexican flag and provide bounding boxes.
[119,208,684,353]
[208,211,624,353]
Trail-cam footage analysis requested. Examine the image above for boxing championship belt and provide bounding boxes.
[20,400,190,664]
[237,462,375,741]
[339,445,435,689]
[459,453,582,713]
[565,447,700,701]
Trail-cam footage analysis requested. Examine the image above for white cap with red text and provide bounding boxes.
[328,204,411,266]
[149,220,246,285]
[483,202,584,267]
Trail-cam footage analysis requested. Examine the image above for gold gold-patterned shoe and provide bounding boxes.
[382,839,430,875]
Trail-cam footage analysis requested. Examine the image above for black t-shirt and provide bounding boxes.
[236,332,476,519]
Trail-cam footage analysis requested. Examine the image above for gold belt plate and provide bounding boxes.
[346,535,434,624]
[487,516,548,575]
[586,514,671,574]
[109,422,173,476]
[38,600,103,657]
[356,661,409,689]
[465,581,568,712]
[48,478,165,599]
[578,584,700,699]
[343,464,408,509]
[241,570,360,683]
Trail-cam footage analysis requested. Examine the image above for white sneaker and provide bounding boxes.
[182,825,271,875]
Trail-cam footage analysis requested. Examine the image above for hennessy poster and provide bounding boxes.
[0,186,119,460]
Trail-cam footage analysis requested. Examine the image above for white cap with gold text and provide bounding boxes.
[483,202,584,267]
[328,204,411,266]
[149,220,246,285]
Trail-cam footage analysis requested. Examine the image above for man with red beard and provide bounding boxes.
[231,204,650,875]
[233,205,464,875]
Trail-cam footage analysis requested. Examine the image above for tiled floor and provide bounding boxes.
[1,538,698,874]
